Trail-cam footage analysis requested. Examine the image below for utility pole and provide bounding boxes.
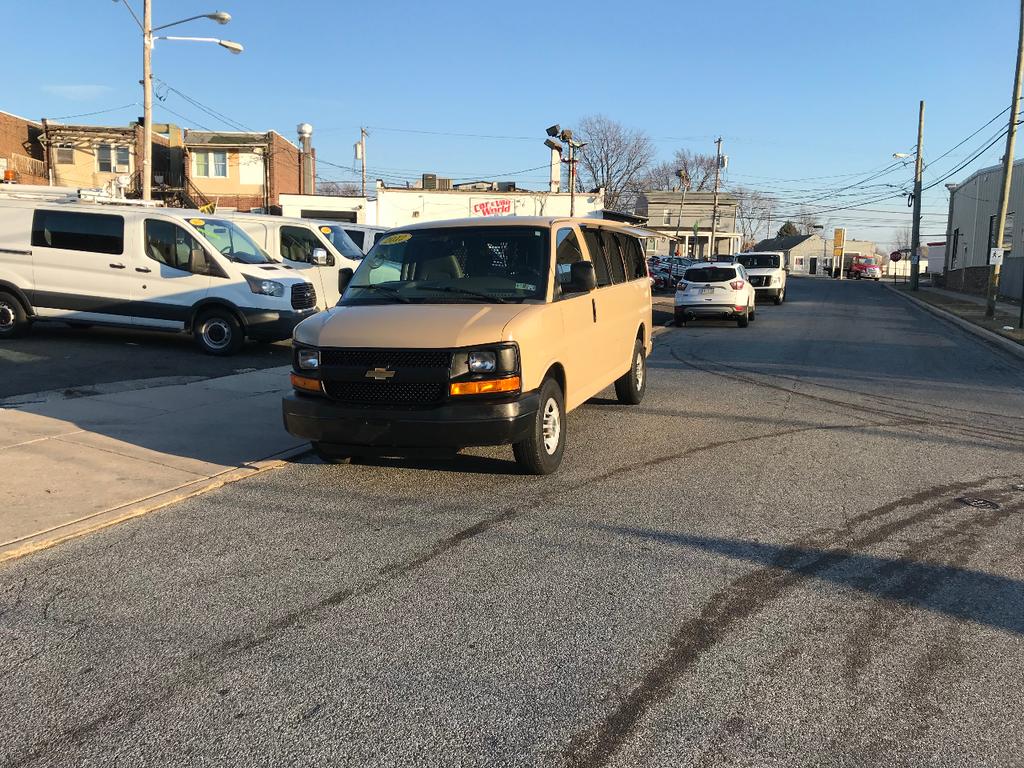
[709,137,723,258]
[568,141,576,217]
[674,170,688,256]
[987,0,1024,317]
[142,0,153,201]
[360,127,368,197]
[910,100,925,291]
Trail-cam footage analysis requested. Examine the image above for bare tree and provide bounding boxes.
[894,225,912,252]
[574,114,656,211]
[316,180,361,196]
[635,149,718,194]
[731,186,776,246]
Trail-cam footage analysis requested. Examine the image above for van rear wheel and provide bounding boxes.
[194,309,244,356]
[614,339,647,405]
[0,291,29,339]
[513,377,565,475]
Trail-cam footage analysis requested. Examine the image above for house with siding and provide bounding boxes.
[634,191,741,258]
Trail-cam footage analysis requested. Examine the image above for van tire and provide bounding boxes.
[513,377,565,475]
[614,338,647,405]
[0,291,29,339]
[194,309,244,356]
[774,289,784,305]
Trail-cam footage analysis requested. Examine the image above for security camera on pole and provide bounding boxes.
[543,124,585,217]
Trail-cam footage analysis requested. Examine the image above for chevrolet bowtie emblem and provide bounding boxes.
[365,367,396,381]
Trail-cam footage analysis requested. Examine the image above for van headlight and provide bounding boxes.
[468,350,497,373]
[244,274,285,297]
[297,348,320,371]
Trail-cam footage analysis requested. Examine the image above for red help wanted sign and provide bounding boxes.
[471,198,513,217]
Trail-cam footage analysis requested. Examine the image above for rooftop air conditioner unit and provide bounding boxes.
[437,177,452,191]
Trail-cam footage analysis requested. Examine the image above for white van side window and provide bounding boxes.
[145,219,204,272]
[31,210,124,255]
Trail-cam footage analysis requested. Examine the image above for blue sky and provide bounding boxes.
[4,0,1017,246]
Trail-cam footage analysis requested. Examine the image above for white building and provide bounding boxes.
[280,181,605,228]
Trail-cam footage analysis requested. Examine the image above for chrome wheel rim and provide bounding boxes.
[0,301,14,331]
[634,351,645,390]
[202,318,231,350]
[541,397,561,455]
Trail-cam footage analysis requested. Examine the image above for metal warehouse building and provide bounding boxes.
[945,160,1024,300]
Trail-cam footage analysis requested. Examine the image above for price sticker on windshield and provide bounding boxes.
[320,226,332,234]
[189,218,206,226]
[380,233,412,245]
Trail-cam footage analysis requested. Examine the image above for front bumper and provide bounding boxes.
[241,307,318,342]
[282,390,540,450]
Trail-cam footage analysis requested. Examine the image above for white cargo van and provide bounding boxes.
[225,213,364,309]
[0,199,318,355]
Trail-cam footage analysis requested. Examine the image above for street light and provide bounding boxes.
[115,1,243,200]
[543,124,585,215]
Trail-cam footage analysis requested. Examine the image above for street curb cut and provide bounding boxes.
[881,281,1024,362]
[0,443,313,565]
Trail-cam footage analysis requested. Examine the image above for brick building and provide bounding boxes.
[0,110,47,184]
[183,130,302,213]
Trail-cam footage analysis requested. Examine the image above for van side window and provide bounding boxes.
[581,229,611,287]
[600,230,627,283]
[344,229,365,250]
[145,219,205,273]
[31,210,124,255]
[617,233,648,280]
[554,227,583,294]
[281,226,322,263]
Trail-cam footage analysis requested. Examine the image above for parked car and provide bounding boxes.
[227,213,364,310]
[0,198,317,354]
[283,216,653,474]
[674,262,757,327]
[336,223,389,254]
[735,251,787,304]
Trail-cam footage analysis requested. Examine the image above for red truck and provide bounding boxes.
[845,252,882,280]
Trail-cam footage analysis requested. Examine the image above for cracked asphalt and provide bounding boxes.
[2,277,1023,767]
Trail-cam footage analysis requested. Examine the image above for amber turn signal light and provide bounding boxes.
[290,373,322,393]
[449,376,521,397]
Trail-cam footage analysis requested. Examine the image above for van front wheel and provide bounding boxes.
[614,339,647,405]
[194,310,244,356]
[0,291,29,339]
[513,377,565,475]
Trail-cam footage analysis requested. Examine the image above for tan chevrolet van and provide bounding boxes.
[282,217,653,474]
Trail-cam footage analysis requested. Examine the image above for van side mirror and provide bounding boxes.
[312,247,330,266]
[338,267,354,293]
[570,261,597,292]
[188,247,209,275]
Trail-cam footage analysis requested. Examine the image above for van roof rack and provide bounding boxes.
[0,184,164,207]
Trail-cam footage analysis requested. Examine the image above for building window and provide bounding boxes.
[55,144,74,165]
[663,209,672,225]
[97,144,131,173]
[193,150,228,178]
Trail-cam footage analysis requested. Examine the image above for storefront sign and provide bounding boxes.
[471,198,514,217]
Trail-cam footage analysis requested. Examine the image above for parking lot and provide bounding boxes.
[2,277,1022,766]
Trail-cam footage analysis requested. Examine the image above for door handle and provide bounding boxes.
[591,298,597,323]
[135,267,152,273]
[109,263,126,269]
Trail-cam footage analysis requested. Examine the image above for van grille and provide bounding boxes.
[322,381,446,406]
[320,349,452,369]
[291,283,317,310]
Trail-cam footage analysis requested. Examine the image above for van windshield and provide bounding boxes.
[342,227,550,305]
[190,218,274,264]
[319,225,365,260]
[737,254,780,269]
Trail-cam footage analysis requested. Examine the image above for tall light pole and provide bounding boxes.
[987,0,1024,318]
[543,124,584,216]
[909,101,925,291]
[709,137,723,257]
[674,169,688,256]
[116,2,241,200]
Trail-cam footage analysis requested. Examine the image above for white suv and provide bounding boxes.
[674,262,756,327]
[736,251,787,304]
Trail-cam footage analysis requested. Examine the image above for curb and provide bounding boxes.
[0,443,312,565]
[881,281,1024,362]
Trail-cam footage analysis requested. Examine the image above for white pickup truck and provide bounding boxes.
[736,251,787,304]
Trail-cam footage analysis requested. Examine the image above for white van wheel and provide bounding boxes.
[0,292,29,339]
[194,310,244,356]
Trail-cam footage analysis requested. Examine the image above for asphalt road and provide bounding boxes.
[0,322,289,401]
[2,277,1023,767]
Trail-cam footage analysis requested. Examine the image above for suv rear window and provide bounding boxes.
[684,266,736,283]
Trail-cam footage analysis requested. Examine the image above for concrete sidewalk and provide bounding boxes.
[0,367,305,562]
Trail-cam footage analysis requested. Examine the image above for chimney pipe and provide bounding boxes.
[297,122,314,195]
[549,147,561,193]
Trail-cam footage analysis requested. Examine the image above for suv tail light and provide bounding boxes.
[729,279,745,290]
[677,281,688,291]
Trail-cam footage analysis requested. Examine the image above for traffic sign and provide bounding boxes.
[890,252,902,262]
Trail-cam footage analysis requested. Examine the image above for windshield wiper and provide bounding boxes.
[353,285,412,303]
[419,285,511,304]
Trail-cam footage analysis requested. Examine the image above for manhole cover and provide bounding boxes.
[956,497,1000,510]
